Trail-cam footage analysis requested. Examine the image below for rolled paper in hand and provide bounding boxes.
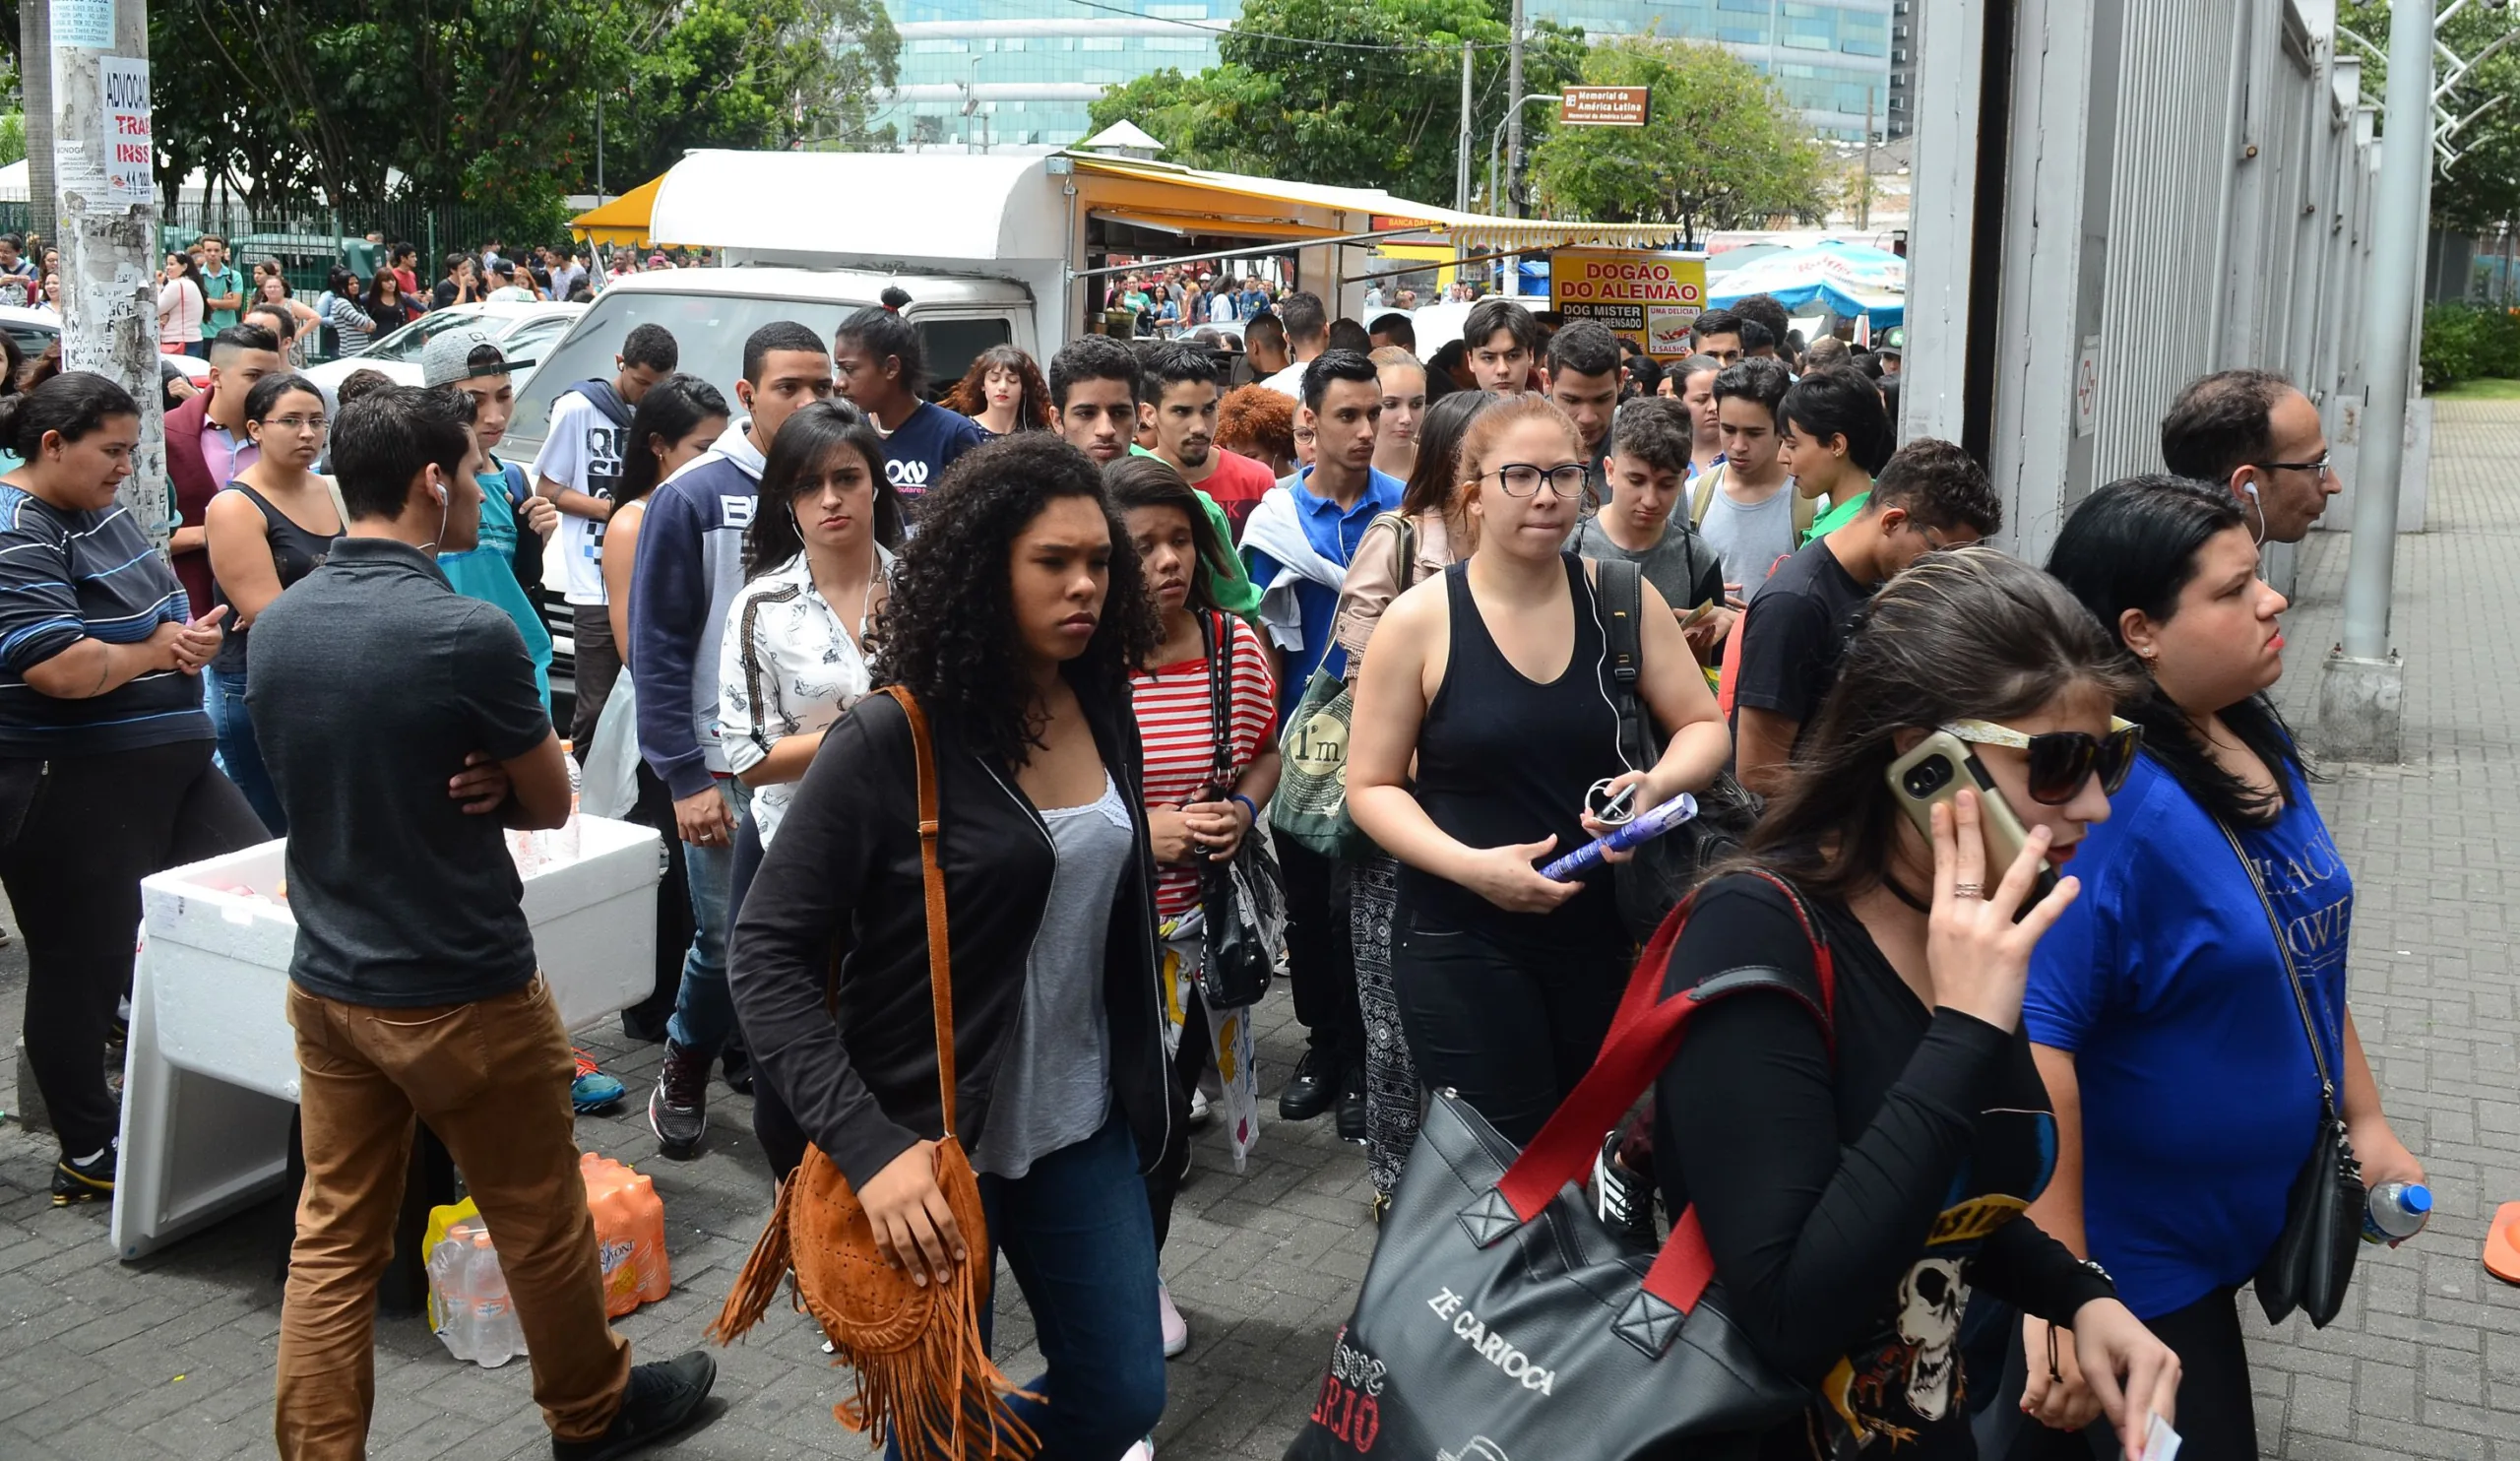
[1539,794,1700,880]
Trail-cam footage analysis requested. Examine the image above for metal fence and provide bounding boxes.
[0,197,542,295]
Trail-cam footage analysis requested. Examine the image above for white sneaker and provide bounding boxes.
[1187,1088,1213,1128]
[1157,1281,1189,1359]
[1122,1441,1155,1461]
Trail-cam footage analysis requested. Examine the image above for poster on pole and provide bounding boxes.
[55,0,114,49]
[1549,248,1706,357]
[102,57,152,206]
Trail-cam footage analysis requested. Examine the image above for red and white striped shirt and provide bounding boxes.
[1130,614,1279,918]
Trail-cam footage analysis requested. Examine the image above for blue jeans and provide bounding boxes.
[889,1112,1165,1461]
[203,665,285,835]
[666,778,750,1056]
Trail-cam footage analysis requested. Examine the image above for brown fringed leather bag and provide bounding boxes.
[710,685,1040,1460]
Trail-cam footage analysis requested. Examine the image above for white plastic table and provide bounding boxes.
[110,816,662,1260]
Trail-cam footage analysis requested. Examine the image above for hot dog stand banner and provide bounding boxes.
[1549,248,1706,357]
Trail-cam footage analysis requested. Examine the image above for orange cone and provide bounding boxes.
[2486,1201,2520,1286]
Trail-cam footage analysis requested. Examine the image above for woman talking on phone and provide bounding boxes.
[1346,395,1728,1148]
[729,434,1170,1461]
[2019,476,2420,1459]
[1652,547,2180,1459]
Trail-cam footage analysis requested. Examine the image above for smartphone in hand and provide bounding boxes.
[1884,731,2056,919]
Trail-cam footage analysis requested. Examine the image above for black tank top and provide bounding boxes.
[1398,552,1630,950]
[211,481,340,679]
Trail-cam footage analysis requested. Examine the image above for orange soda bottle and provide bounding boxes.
[579,1151,671,1316]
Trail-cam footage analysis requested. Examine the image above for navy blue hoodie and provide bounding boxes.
[630,417,766,800]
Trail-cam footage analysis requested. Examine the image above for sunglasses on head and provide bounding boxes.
[1940,718,2143,804]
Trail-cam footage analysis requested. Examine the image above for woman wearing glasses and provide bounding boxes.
[1346,395,1728,1146]
[203,373,341,834]
[2017,476,2420,1459]
[1650,547,2180,1459]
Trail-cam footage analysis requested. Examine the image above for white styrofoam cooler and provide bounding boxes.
[111,815,662,1259]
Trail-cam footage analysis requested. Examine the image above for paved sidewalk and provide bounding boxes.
[0,407,2514,1459]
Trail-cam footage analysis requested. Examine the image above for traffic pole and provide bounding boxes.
[1456,41,1474,213]
[1504,0,1527,219]
[2319,0,2432,760]
[53,0,166,543]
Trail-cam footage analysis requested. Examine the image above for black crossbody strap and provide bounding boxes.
[2215,817,2340,1111]
[1203,610,1234,794]
[1596,557,1653,771]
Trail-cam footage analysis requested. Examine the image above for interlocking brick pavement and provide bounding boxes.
[0,405,2515,1459]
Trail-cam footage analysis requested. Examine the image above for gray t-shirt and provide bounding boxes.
[247,538,552,1008]
[1570,516,1726,614]
[1697,477,1799,597]
[974,772,1133,1178]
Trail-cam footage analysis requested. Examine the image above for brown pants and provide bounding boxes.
[275,977,630,1459]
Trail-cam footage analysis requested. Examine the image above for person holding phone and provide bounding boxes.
[1653,546,2180,1459]
[0,372,266,1208]
[1346,395,1729,1149]
[2020,476,2421,1459]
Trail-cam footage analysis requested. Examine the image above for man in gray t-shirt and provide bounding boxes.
[1574,398,1733,658]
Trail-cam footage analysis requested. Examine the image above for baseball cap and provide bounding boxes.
[1880,325,1906,354]
[420,325,534,387]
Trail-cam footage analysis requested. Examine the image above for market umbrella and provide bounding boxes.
[1707,240,1906,327]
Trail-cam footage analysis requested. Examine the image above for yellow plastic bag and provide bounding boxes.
[422,1196,482,1332]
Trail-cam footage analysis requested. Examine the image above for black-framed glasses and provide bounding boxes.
[1941,718,2144,804]
[1490,462,1591,500]
[2252,452,2333,477]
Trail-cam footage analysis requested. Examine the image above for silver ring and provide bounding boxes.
[1953,881,1984,899]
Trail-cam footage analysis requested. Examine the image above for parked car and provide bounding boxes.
[507,268,1028,726]
[300,300,585,407]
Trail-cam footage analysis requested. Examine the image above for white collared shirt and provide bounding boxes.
[718,545,894,846]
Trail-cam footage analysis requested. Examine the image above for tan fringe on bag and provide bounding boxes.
[709,686,1041,1460]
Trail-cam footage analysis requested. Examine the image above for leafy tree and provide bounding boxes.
[1089,0,1585,210]
[603,0,899,183]
[1527,36,1827,238]
[2340,0,2520,234]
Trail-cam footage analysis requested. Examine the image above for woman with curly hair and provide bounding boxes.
[1214,381,1299,478]
[730,433,1171,1461]
[943,343,1052,436]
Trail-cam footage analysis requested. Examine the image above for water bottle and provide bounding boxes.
[2364,1181,2432,1244]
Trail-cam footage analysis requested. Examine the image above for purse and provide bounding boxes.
[2218,818,2364,1328]
[1595,557,1762,941]
[1198,609,1286,1009]
[1286,870,1824,1461]
[711,685,1040,1460]
[1269,512,1418,861]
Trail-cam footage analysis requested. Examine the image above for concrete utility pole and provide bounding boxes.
[52,0,166,542]
[1456,40,1474,212]
[21,0,55,244]
[1503,0,1527,218]
[2319,0,2433,760]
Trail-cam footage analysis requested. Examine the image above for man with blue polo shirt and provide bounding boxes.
[1237,349,1399,1141]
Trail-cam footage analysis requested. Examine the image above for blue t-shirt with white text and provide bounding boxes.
[880,401,987,504]
[2024,753,2351,1318]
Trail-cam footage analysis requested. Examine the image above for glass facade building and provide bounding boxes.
[879,0,1896,157]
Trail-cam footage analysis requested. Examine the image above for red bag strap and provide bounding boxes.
[1488,868,1835,1312]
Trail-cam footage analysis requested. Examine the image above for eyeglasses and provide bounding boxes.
[2252,452,2333,478]
[1940,718,2143,804]
[1490,462,1593,501]
[264,415,327,432]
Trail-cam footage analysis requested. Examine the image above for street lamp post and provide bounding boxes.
[1486,94,1559,213]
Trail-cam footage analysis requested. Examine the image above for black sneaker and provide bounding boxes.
[550,1350,718,1461]
[1278,1048,1336,1121]
[720,1041,754,1097]
[1335,1066,1367,1144]
[51,1144,114,1207]
[1594,1131,1658,1249]
[648,1041,709,1159]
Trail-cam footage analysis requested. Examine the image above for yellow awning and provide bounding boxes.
[570,176,666,246]
[1442,219,1683,251]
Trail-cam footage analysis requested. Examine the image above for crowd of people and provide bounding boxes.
[3,256,2420,1461]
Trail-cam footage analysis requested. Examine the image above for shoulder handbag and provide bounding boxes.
[1269,511,1418,861]
[1596,557,1762,941]
[1199,611,1287,1009]
[1286,870,1826,1461]
[2219,818,2364,1328]
[711,686,1040,1460]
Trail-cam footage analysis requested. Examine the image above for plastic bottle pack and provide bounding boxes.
[582,1151,671,1316]
[426,1220,528,1367]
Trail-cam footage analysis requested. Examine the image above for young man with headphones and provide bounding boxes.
[250,385,719,1461]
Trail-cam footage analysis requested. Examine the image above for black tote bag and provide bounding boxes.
[1287,872,1826,1461]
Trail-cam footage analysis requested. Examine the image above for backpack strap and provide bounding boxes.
[1595,556,1654,771]
[1688,462,1725,526]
